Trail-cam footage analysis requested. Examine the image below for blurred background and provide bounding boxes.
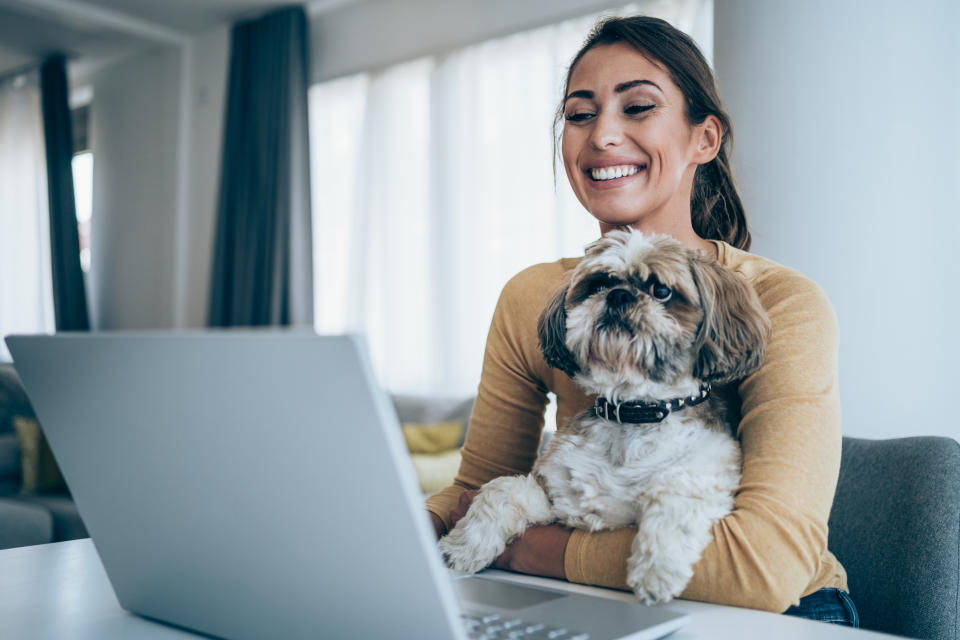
[0,0,957,441]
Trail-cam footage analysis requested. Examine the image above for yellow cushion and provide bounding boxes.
[410,449,462,494]
[13,416,67,494]
[401,420,463,454]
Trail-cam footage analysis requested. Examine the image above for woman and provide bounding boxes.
[427,16,858,626]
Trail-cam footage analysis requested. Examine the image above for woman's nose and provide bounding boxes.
[589,111,625,149]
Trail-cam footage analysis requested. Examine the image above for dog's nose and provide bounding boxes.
[606,288,635,309]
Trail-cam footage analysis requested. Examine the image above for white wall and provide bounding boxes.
[89,44,180,329]
[87,25,229,330]
[181,26,230,327]
[714,0,960,440]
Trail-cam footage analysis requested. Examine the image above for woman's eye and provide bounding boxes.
[649,283,672,301]
[564,111,595,123]
[624,104,655,116]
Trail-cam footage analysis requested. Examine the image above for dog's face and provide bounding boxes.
[538,230,770,398]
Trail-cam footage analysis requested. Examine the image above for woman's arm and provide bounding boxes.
[425,264,559,532]
[561,268,846,612]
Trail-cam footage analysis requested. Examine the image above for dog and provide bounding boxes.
[437,229,770,603]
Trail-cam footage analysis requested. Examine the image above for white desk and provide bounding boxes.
[0,539,901,640]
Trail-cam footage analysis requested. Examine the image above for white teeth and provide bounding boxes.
[591,165,640,181]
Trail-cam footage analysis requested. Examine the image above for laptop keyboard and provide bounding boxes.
[463,613,589,639]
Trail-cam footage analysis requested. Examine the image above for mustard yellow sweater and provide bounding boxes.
[426,240,848,612]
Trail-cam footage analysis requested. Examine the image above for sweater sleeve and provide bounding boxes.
[563,268,845,612]
[425,267,553,532]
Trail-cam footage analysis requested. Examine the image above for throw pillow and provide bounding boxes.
[401,420,463,454]
[13,417,67,494]
[409,449,462,494]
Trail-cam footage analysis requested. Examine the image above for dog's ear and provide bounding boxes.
[690,257,771,384]
[537,283,580,378]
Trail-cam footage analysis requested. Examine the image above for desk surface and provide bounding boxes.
[0,539,900,640]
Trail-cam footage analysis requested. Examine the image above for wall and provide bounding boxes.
[86,24,229,330]
[181,25,230,328]
[714,0,960,440]
[89,44,180,329]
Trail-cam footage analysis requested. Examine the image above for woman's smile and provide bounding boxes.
[584,163,647,190]
[588,165,642,181]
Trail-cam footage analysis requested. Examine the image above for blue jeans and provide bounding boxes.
[783,588,859,627]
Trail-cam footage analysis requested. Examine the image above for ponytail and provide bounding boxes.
[692,142,750,251]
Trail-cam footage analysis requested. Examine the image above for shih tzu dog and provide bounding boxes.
[437,229,770,604]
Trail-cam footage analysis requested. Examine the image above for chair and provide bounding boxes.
[828,436,960,640]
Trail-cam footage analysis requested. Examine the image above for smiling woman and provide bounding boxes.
[427,14,858,627]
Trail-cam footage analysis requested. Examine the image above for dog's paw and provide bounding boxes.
[437,523,506,574]
[626,557,691,605]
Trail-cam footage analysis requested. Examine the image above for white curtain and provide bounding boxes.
[309,0,712,395]
[0,72,55,361]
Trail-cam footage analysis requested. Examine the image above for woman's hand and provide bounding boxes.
[448,489,572,579]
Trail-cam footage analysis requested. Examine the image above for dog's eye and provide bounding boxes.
[649,282,673,302]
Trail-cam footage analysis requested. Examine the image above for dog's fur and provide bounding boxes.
[437,230,770,603]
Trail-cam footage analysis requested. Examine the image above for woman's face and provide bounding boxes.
[561,42,715,232]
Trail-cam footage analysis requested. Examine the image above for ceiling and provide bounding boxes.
[66,0,300,33]
[0,0,355,80]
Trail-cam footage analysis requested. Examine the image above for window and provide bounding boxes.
[308,1,712,397]
[71,102,93,273]
[0,72,54,360]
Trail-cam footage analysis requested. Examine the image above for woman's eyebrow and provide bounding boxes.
[564,79,663,103]
[564,89,594,102]
[615,79,662,93]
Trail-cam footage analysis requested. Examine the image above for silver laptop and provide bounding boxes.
[5,332,689,640]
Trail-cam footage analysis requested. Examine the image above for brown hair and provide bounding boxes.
[555,16,751,251]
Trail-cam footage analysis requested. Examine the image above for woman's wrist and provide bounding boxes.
[494,524,572,579]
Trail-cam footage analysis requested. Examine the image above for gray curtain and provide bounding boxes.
[39,55,90,332]
[208,6,313,327]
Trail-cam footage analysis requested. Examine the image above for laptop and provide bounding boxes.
[5,332,689,640]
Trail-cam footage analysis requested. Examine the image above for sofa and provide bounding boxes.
[0,363,87,550]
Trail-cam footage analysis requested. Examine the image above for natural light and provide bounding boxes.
[308,1,711,397]
[71,151,93,273]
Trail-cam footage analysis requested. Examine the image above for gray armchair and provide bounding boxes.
[828,436,960,640]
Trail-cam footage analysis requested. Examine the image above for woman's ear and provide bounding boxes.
[693,114,722,165]
[690,256,770,384]
[537,284,580,378]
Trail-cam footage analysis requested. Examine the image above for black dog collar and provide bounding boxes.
[593,384,712,424]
